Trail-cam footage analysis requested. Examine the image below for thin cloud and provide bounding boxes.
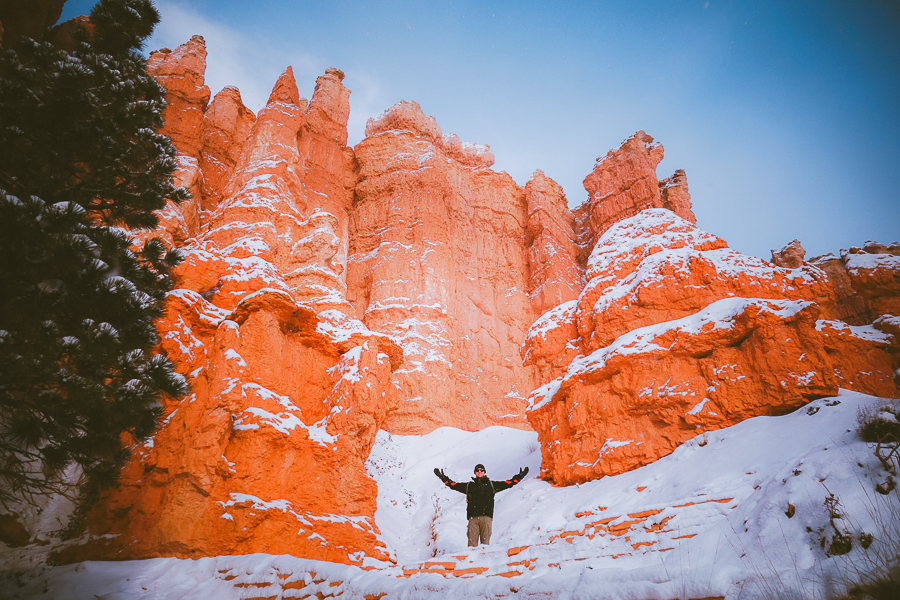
[343,68,388,146]
[147,1,388,147]
[148,1,324,113]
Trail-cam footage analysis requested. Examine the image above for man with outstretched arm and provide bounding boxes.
[434,463,529,547]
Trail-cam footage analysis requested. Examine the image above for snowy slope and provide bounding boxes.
[2,390,898,599]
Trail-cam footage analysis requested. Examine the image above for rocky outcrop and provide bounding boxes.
[806,241,900,325]
[837,244,900,318]
[524,170,584,317]
[58,32,900,565]
[658,169,694,223]
[146,36,211,159]
[66,39,396,566]
[198,86,256,210]
[574,210,834,352]
[138,36,212,247]
[524,210,899,485]
[582,131,695,242]
[771,239,806,269]
[347,100,538,434]
[71,287,401,564]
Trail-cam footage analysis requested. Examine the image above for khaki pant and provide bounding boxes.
[467,516,492,546]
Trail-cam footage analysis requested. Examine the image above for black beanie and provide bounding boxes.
[474,464,485,472]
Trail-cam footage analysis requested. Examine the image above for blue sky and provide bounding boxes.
[60,0,900,260]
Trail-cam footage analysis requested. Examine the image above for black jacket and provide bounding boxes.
[443,475,520,519]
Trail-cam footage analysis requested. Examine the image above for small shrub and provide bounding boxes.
[859,532,874,550]
[857,399,900,487]
[875,476,896,496]
[828,532,854,557]
[845,576,900,600]
[856,399,900,446]
[427,494,441,558]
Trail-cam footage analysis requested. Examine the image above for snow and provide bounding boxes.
[229,382,336,445]
[524,299,577,344]
[222,348,247,367]
[844,251,900,274]
[586,209,724,283]
[686,397,712,415]
[4,391,899,599]
[460,140,491,157]
[328,345,364,384]
[221,236,272,257]
[315,309,374,343]
[874,314,900,332]
[218,255,285,288]
[816,319,896,344]
[582,210,827,314]
[166,289,230,325]
[528,297,813,412]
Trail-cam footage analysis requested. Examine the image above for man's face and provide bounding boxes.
[475,468,486,478]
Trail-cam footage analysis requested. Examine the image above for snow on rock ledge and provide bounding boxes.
[524,209,899,486]
[527,296,899,485]
[577,209,835,351]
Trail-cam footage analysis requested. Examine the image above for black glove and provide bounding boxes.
[514,467,529,482]
[434,468,450,483]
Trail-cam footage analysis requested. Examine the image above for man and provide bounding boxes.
[434,463,528,547]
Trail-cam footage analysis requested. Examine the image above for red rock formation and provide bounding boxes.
[575,210,835,352]
[524,170,583,316]
[520,300,580,382]
[840,245,900,318]
[771,239,806,269]
[60,31,900,566]
[658,168,695,223]
[134,35,213,248]
[146,35,211,159]
[875,314,900,341]
[809,242,900,325]
[524,210,899,485]
[199,86,256,210]
[582,131,695,242]
[347,100,538,434]
[71,286,401,563]
[66,40,400,567]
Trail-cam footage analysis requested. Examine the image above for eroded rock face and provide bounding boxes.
[809,242,900,325]
[77,288,400,563]
[146,35,211,159]
[658,169,695,223]
[582,131,695,242]
[771,239,806,269]
[524,210,899,485]
[525,170,584,316]
[199,86,256,210]
[68,39,397,566]
[138,35,213,248]
[575,210,835,352]
[66,33,900,565]
[347,101,538,434]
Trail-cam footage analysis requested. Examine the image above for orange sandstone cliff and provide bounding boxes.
[347,100,539,433]
[523,210,898,485]
[64,35,899,564]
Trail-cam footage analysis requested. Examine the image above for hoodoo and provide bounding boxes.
[44,35,899,567]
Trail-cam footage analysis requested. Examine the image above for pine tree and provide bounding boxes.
[0,0,189,507]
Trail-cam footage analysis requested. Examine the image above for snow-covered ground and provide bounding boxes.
[2,390,898,599]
